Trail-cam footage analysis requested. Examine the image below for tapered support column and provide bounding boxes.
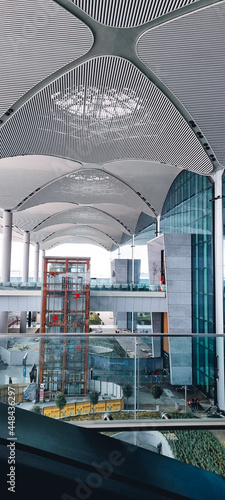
[41,250,45,282]
[131,235,135,288]
[0,211,12,333]
[156,215,160,236]
[22,231,30,283]
[34,243,39,283]
[20,231,30,333]
[213,169,225,410]
[1,210,12,282]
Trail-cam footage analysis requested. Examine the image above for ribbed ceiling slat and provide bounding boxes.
[0,56,212,174]
[70,0,199,27]
[0,0,93,117]
[136,1,225,166]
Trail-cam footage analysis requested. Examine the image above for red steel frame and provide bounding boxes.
[40,257,90,395]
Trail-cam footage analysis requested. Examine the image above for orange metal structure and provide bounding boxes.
[39,257,90,396]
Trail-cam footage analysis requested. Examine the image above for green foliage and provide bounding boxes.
[122,383,133,408]
[89,312,102,325]
[122,383,133,400]
[166,429,225,478]
[89,390,99,407]
[55,392,67,416]
[151,385,163,400]
[31,405,42,414]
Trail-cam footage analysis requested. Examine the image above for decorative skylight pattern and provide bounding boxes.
[0,56,212,174]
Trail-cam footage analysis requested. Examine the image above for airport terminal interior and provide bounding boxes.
[0,1,225,498]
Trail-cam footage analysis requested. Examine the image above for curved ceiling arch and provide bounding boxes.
[0,56,212,175]
[42,224,119,245]
[136,1,225,166]
[0,156,81,211]
[102,159,182,215]
[0,1,222,252]
[31,224,75,243]
[15,168,155,217]
[0,0,93,120]
[43,235,109,251]
[31,222,124,247]
[31,206,130,235]
[13,202,78,232]
[41,226,117,250]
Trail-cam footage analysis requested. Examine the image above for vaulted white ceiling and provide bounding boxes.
[0,0,222,250]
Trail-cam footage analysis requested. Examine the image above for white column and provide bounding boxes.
[34,243,39,282]
[131,234,135,287]
[118,245,121,259]
[0,211,12,332]
[20,231,30,334]
[156,215,160,236]
[22,231,30,282]
[213,169,225,410]
[1,210,12,282]
[41,249,45,282]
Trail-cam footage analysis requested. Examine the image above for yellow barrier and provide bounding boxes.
[43,398,124,418]
[0,384,28,403]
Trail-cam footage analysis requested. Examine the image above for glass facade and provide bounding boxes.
[160,171,215,397]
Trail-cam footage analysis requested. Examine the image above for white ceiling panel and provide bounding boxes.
[103,160,182,214]
[42,235,113,251]
[137,1,225,165]
[31,206,130,234]
[0,57,212,175]
[0,0,93,118]
[0,156,81,210]
[15,168,154,217]
[13,202,78,231]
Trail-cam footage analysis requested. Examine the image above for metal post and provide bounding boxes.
[0,211,12,332]
[118,245,121,259]
[213,170,225,410]
[185,385,187,413]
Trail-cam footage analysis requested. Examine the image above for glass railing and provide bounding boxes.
[0,282,166,292]
[90,283,166,292]
[0,282,42,289]
[0,333,224,477]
